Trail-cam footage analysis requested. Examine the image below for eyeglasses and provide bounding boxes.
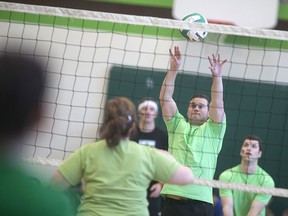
[190,102,208,110]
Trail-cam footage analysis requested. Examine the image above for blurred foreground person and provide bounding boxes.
[0,53,73,216]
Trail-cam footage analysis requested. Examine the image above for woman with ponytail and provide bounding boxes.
[51,97,195,216]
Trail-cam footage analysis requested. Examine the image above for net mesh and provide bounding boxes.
[0,1,288,201]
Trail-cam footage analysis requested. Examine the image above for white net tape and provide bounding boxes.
[193,178,288,198]
[23,157,63,167]
[22,156,288,198]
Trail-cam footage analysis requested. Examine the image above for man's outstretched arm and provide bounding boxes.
[159,46,181,121]
[208,53,227,123]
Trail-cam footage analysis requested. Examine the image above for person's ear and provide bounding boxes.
[258,150,262,158]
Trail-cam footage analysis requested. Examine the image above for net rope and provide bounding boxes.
[22,156,288,198]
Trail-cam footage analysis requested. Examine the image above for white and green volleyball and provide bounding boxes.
[180,12,208,42]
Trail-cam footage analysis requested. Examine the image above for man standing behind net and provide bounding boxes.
[132,97,168,216]
[159,46,227,216]
[219,135,275,216]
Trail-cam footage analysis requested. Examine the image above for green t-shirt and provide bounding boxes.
[161,111,226,204]
[219,165,275,216]
[58,139,180,216]
[0,161,73,216]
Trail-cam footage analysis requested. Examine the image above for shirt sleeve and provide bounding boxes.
[58,146,86,186]
[219,170,233,198]
[254,174,275,204]
[207,115,227,138]
[164,110,184,129]
[150,149,181,183]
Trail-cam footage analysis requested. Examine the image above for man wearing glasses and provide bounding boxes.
[159,46,227,216]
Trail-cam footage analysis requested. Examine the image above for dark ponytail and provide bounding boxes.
[100,97,137,147]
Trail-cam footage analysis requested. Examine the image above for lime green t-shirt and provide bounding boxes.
[161,111,226,204]
[58,139,180,216]
[219,165,275,216]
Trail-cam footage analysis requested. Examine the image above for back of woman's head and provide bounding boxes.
[100,97,137,147]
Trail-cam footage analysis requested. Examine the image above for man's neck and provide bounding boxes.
[240,160,258,174]
[138,121,155,133]
[189,117,208,126]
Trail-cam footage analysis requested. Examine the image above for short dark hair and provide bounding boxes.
[0,53,44,141]
[242,135,263,151]
[189,94,210,105]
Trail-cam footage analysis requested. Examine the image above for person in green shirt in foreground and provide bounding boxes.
[51,96,196,216]
[219,135,275,216]
[0,52,73,216]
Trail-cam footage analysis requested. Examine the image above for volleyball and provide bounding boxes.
[180,12,208,42]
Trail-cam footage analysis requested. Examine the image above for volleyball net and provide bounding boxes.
[0,1,288,199]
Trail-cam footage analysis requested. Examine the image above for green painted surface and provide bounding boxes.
[88,0,173,8]
[279,3,288,20]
